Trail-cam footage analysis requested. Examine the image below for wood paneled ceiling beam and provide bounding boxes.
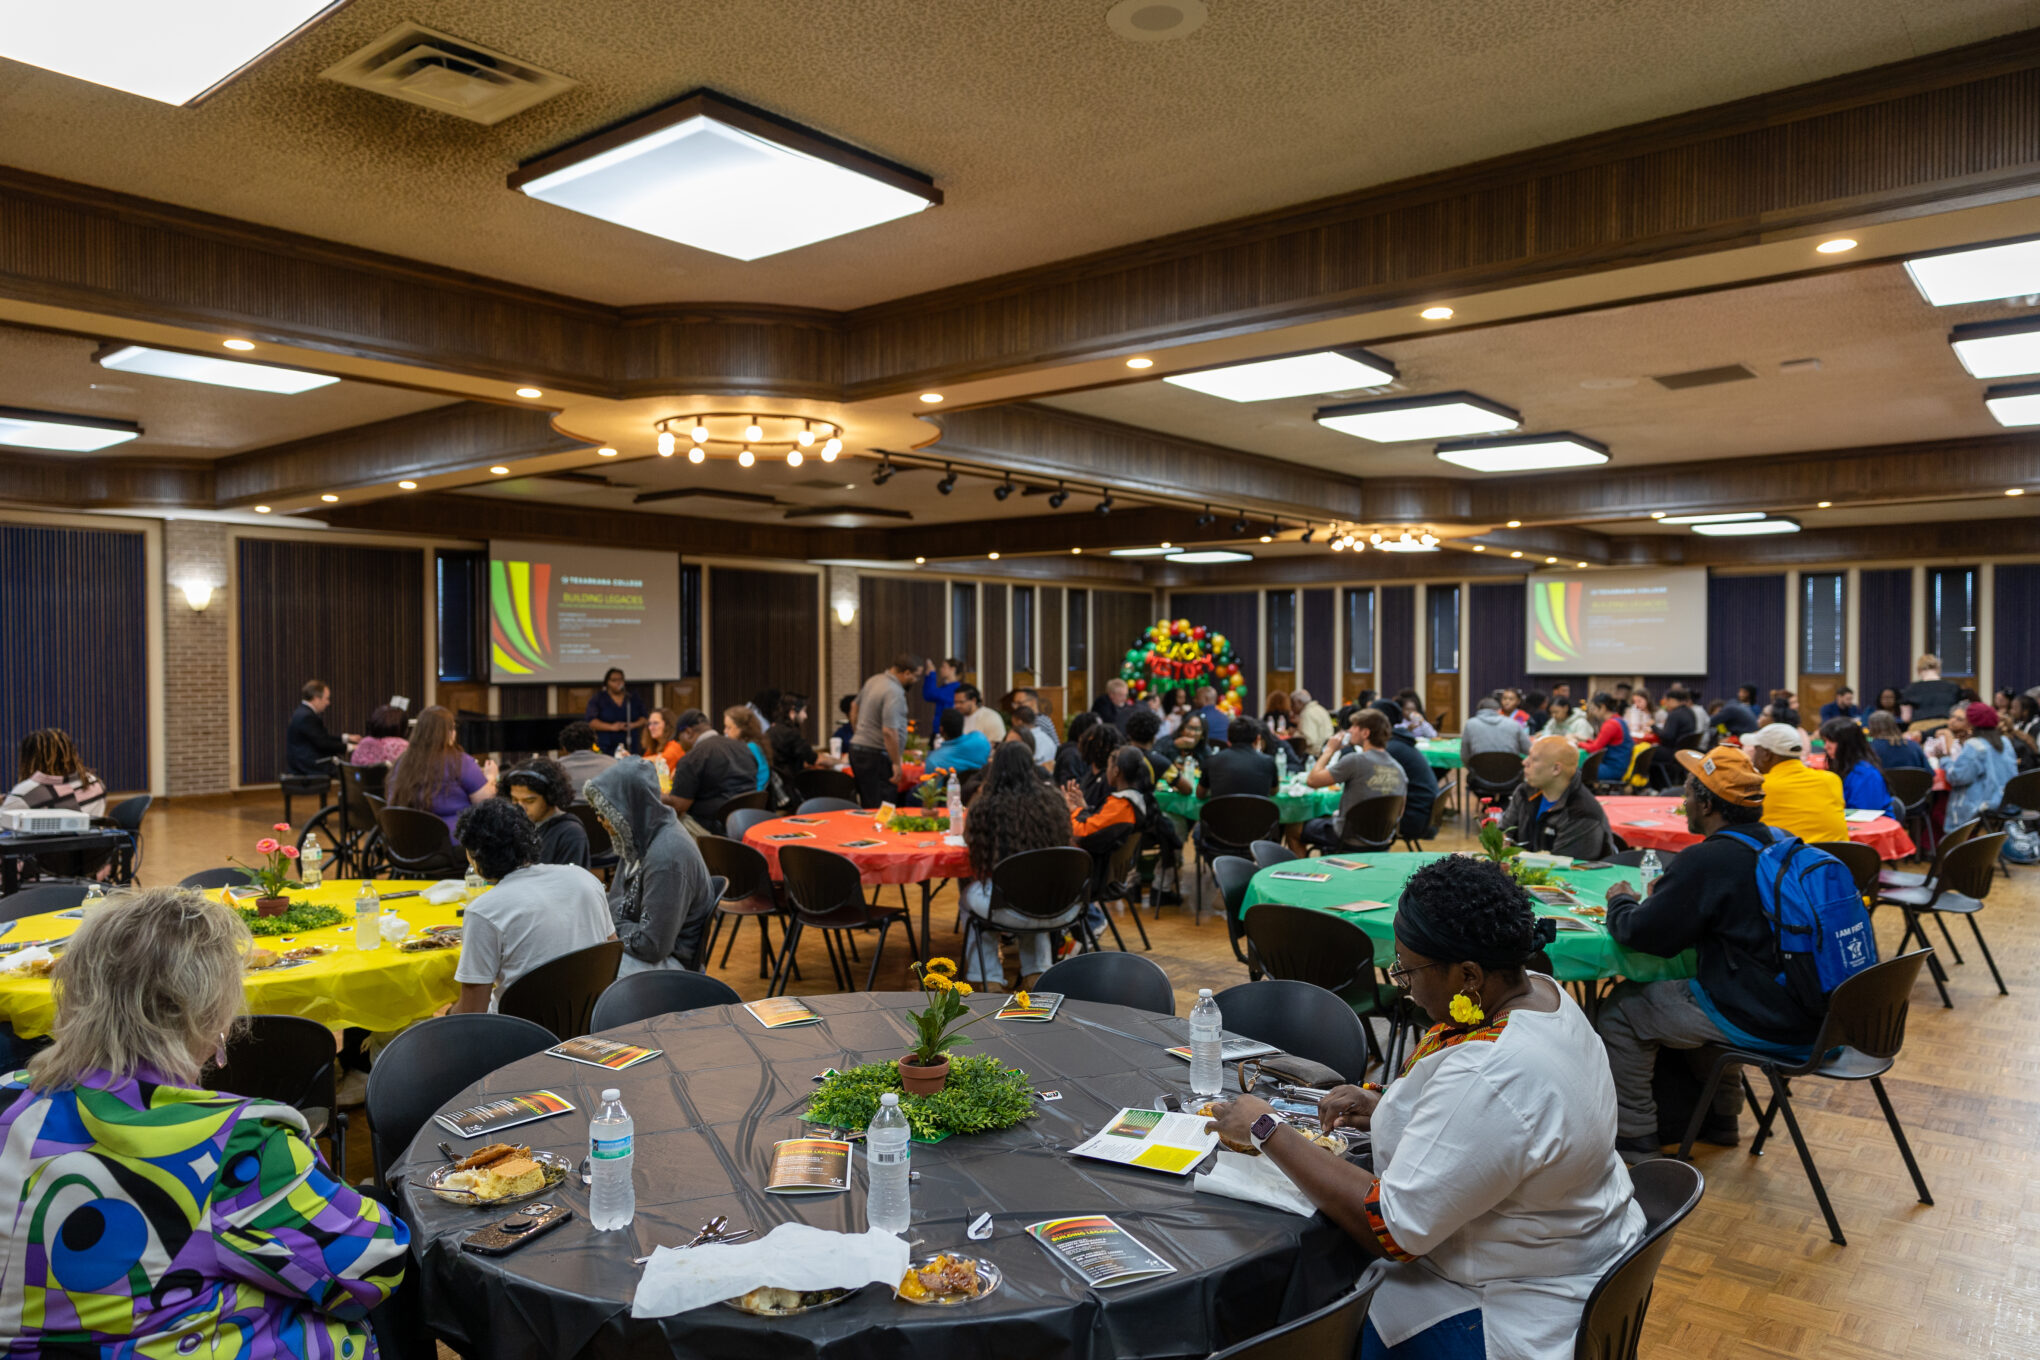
[318,491,863,561]
[0,450,211,508]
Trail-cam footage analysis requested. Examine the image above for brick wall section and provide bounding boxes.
[825,564,861,718]
[163,519,232,795]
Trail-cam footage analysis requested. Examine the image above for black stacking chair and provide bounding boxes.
[797,768,860,804]
[1400,774,1455,851]
[1212,979,1373,1085]
[1882,766,1936,860]
[772,845,915,994]
[1810,840,1881,899]
[497,940,625,1041]
[1089,828,1153,951]
[725,807,782,841]
[1328,793,1404,855]
[963,846,1095,982]
[1674,950,1934,1246]
[374,805,464,879]
[180,866,253,890]
[204,1015,347,1164]
[1243,904,1400,1071]
[1192,795,1280,920]
[1464,751,1525,810]
[1250,839,1297,869]
[1210,855,1263,980]
[363,1012,557,1191]
[589,970,741,1030]
[1036,951,1176,1016]
[1206,1276,1379,1360]
[1877,833,2006,1007]
[720,790,774,821]
[103,794,150,883]
[568,802,619,880]
[1574,1159,1705,1360]
[0,882,88,922]
[796,797,860,814]
[697,834,785,979]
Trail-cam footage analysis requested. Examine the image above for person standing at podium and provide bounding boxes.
[586,668,648,756]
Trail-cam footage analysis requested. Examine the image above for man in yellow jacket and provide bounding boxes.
[1745,723,1848,844]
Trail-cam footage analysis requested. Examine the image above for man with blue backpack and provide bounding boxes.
[1596,745,1878,1163]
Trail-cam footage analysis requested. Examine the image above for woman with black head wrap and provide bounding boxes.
[1205,856,1643,1359]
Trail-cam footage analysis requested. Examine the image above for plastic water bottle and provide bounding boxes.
[1638,849,1662,894]
[1189,989,1224,1100]
[866,1093,912,1236]
[588,1088,636,1230]
[353,882,381,952]
[463,864,486,903]
[300,839,323,889]
[945,772,964,834]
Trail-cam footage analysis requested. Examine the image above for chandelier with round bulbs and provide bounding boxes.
[1322,525,1440,553]
[652,413,845,468]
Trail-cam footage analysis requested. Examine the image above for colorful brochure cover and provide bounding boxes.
[745,997,823,1029]
[1027,1214,1177,1286]
[546,1036,662,1070]
[1070,1107,1218,1176]
[432,1089,576,1139]
[997,991,1064,1022]
[765,1137,853,1193]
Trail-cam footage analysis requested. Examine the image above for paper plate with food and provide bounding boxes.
[721,1286,859,1316]
[895,1253,1000,1306]
[424,1143,572,1205]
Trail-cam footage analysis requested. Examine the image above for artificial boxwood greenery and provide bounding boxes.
[803,1055,1035,1141]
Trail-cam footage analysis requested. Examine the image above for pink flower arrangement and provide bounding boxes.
[232,829,305,899]
[256,837,280,854]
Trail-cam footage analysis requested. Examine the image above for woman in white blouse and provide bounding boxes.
[1207,856,1644,1359]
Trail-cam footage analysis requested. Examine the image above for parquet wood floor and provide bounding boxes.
[139,792,2039,1358]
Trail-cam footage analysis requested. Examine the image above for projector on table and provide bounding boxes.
[0,808,91,835]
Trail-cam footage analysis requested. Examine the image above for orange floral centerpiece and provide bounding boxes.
[231,823,303,917]
[899,958,1001,1094]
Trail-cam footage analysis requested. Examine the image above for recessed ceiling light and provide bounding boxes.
[1435,432,1609,473]
[920,393,944,404]
[320,493,339,503]
[1657,511,1764,525]
[490,466,511,475]
[1816,500,1831,508]
[1072,546,1083,554]
[1545,556,1559,564]
[1125,357,1154,369]
[0,406,141,452]
[510,88,941,261]
[222,339,256,351]
[515,388,543,399]
[1106,0,1209,42]
[1472,544,1486,552]
[914,556,926,564]
[254,505,271,513]
[1691,518,1801,536]
[98,344,340,395]
[1986,381,2040,427]
[598,446,618,457]
[1167,348,1397,403]
[1906,237,2040,306]
[1506,520,1521,528]
[1510,551,1523,558]
[1109,546,1179,557]
[1165,549,1254,564]
[1576,561,1588,568]
[0,2,349,105]
[398,480,417,490]
[1419,306,1455,320]
[988,551,1000,560]
[1316,391,1519,443]
[2009,488,2026,496]
[1649,511,1666,519]
[1950,317,2040,379]
[1815,238,1858,254]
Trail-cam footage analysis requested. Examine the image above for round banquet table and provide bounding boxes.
[1803,749,1948,791]
[1155,781,1338,826]
[1410,737,1460,770]
[1240,852,1695,984]
[0,879,455,1039]
[744,808,974,964]
[393,991,1366,1360]
[1597,795,1916,859]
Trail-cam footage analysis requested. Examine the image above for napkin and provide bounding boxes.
[1195,1149,1318,1218]
[631,1223,911,1318]
[378,914,410,943]
[423,880,467,905]
[1,945,55,975]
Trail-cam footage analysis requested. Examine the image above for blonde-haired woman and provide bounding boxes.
[0,888,408,1354]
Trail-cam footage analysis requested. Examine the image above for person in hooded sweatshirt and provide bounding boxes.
[582,759,720,974]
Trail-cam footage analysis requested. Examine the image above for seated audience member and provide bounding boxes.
[553,720,613,798]
[387,705,497,835]
[584,759,719,973]
[500,757,590,868]
[1866,710,1928,773]
[1736,684,1760,707]
[1504,734,1617,860]
[1766,705,1815,753]
[1009,702,1057,763]
[768,693,834,795]
[585,667,647,756]
[351,704,410,766]
[1900,653,1962,723]
[1649,686,1700,785]
[1124,707,1174,786]
[956,684,1006,744]
[2008,693,2040,765]
[1548,681,1573,705]
[450,798,613,1011]
[1873,687,1903,720]
[1598,747,1823,1157]
[6,728,107,817]
[1745,723,1846,844]
[1579,692,1634,784]
[1170,712,1220,768]
[286,679,354,774]
[1464,696,1532,757]
[959,743,1076,985]
[1193,685,1232,738]
[1498,687,1527,725]
[1372,700,1440,840]
[1538,695,1592,741]
[1291,688,1335,755]
[723,705,773,792]
[1262,689,1295,737]
[672,708,713,750]
[832,694,857,751]
[921,657,964,725]
[1064,744,1153,843]
[1819,687,1861,724]
[1302,707,1407,852]
[1519,688,1550,733]
[1077,719,1126,807]
[642,707,684,772]
[1055,711,1102,788]
[1711,692,1761,741]
[1944,701,2018,831]
[1820,718,1899,819]
[1203,717,1279,799]
[0,888,408,1354]
[1093,677,1139,730]
[924,707,991,778]
[1203,856,1643,1357]
[663,708,762,835]
[1399,699,1439,740]
[1014,688,1062,750]
[1625,690,1655,739]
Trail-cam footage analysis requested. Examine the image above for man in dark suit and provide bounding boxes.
[286,679,353,775]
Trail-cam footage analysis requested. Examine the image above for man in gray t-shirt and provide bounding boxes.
[849,653,922,808]
[450,801,615,1012]
[1302,707,1408,852]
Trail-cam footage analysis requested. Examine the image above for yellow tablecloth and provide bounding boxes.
[0,880,464,1039]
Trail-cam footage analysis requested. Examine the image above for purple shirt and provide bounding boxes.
[421,753,488,833]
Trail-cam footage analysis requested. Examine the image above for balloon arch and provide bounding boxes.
[1118,618,1246,716]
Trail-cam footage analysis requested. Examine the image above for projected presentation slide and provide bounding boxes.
[1524,567,1708,675]
[488,539,681,684]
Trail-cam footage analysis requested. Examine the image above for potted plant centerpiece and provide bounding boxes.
[898,958,1006,1094]
[232,825,304,917]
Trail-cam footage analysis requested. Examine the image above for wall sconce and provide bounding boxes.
[180,582,214,612]
[833,599,858,627]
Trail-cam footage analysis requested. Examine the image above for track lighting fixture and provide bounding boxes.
[1300,526,1316,543]
[1096,493,1114,515]
[1231,511,1248,535]
[1195,505,1215,528]
[873,458,896,486]
[937,464,958,495]
[993,478,1015,501]
[1048,482,1069,509]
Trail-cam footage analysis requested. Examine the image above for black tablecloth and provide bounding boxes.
[394,992,1366,1359]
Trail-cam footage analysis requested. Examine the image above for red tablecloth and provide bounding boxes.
[742,807,971,885]
[1600,795,1916,859]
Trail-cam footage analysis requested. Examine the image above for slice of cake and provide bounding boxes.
[471,1156,546,1199]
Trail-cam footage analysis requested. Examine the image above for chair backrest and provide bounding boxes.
[1418,774,1455,839]
[1211,855,1258,923]
[2001,767,2040,810]
[588,969,742,1030]
[1244,904,1375,996]
[778,844,869,922]
[1250,840,1297,868]
[1882,765,1934,809]
[1936,832,2008,901]
[1812,948,1932,1063]
[1465,751,1525,789]
[1035,951,1176,1015]
[1574,1159,1705,1360]
[108,794,151,831]
[0,882,87,921]
[203,1014,339,1121]
[1809,840,1881,897]
[341,764,387,819]
[567,802,615,859]
[725,807,782,841]
[1212,979,1373,1083]
[363,1011,557,1187]
[1922,816,1978,880]
[376,805,459,869]
[1337,793,1405,850]
[989,846,1095,925]
[496,940,625,1041]
[1099,823,1144,895]
[797,797,860,814]
[1200,794,1281,850]
[695,834,774,903]
[179,866,253,890]
[1207,1275,1378,1360]
[1608,848,1678,869]
[796,768,860,803]
[720,790,773,818]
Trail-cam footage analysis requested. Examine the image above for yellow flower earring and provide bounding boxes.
[1448,991,1485,1026]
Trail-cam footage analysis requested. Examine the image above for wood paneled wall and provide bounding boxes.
[0,523,149,792]
[710,567,819,737]
[858,575,945,737]
[983,584,1008,702]
[1378,587,1416,699]
[1092,589,1158,700]
[237,539,423,785]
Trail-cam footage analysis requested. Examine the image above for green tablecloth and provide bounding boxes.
[1413,738,1460,770]
[1240,851,1696,984]
[1156,782,1340,825]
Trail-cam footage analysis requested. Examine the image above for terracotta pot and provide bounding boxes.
[254,895,290,917]
[898,1054,950,1095]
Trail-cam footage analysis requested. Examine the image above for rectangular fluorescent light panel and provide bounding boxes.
[1434,433,1608,473]
[0,2,347,105]
[1950,320,2040,379]
[513,94,939,261]
[1163,350,1396,402]
[0,406,140,452]
[1165,550,1253,564]
[1108,546,1179,557]
[1985,383,2040,428]
[1658,511,1765,525]
[99,345,340,395]
[1691,519,1800,536]
[1906,238,2040,306]
[1315,392,1520,444]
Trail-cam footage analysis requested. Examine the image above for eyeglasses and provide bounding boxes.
[1386,957,1446,988]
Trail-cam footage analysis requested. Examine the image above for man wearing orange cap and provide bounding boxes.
[1594,747,1826,1162]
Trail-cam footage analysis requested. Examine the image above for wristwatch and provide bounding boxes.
[1248,1112,1282,1151]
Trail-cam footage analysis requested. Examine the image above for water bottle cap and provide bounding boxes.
[880,1093,900,1106]
[601,1088,621,1102]
[1198,988,1213,997]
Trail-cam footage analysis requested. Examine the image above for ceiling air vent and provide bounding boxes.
[321,23,576,125]
[1650,364,1756,391]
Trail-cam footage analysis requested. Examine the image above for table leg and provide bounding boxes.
[920,880,933,965]
[1,854,16,895]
